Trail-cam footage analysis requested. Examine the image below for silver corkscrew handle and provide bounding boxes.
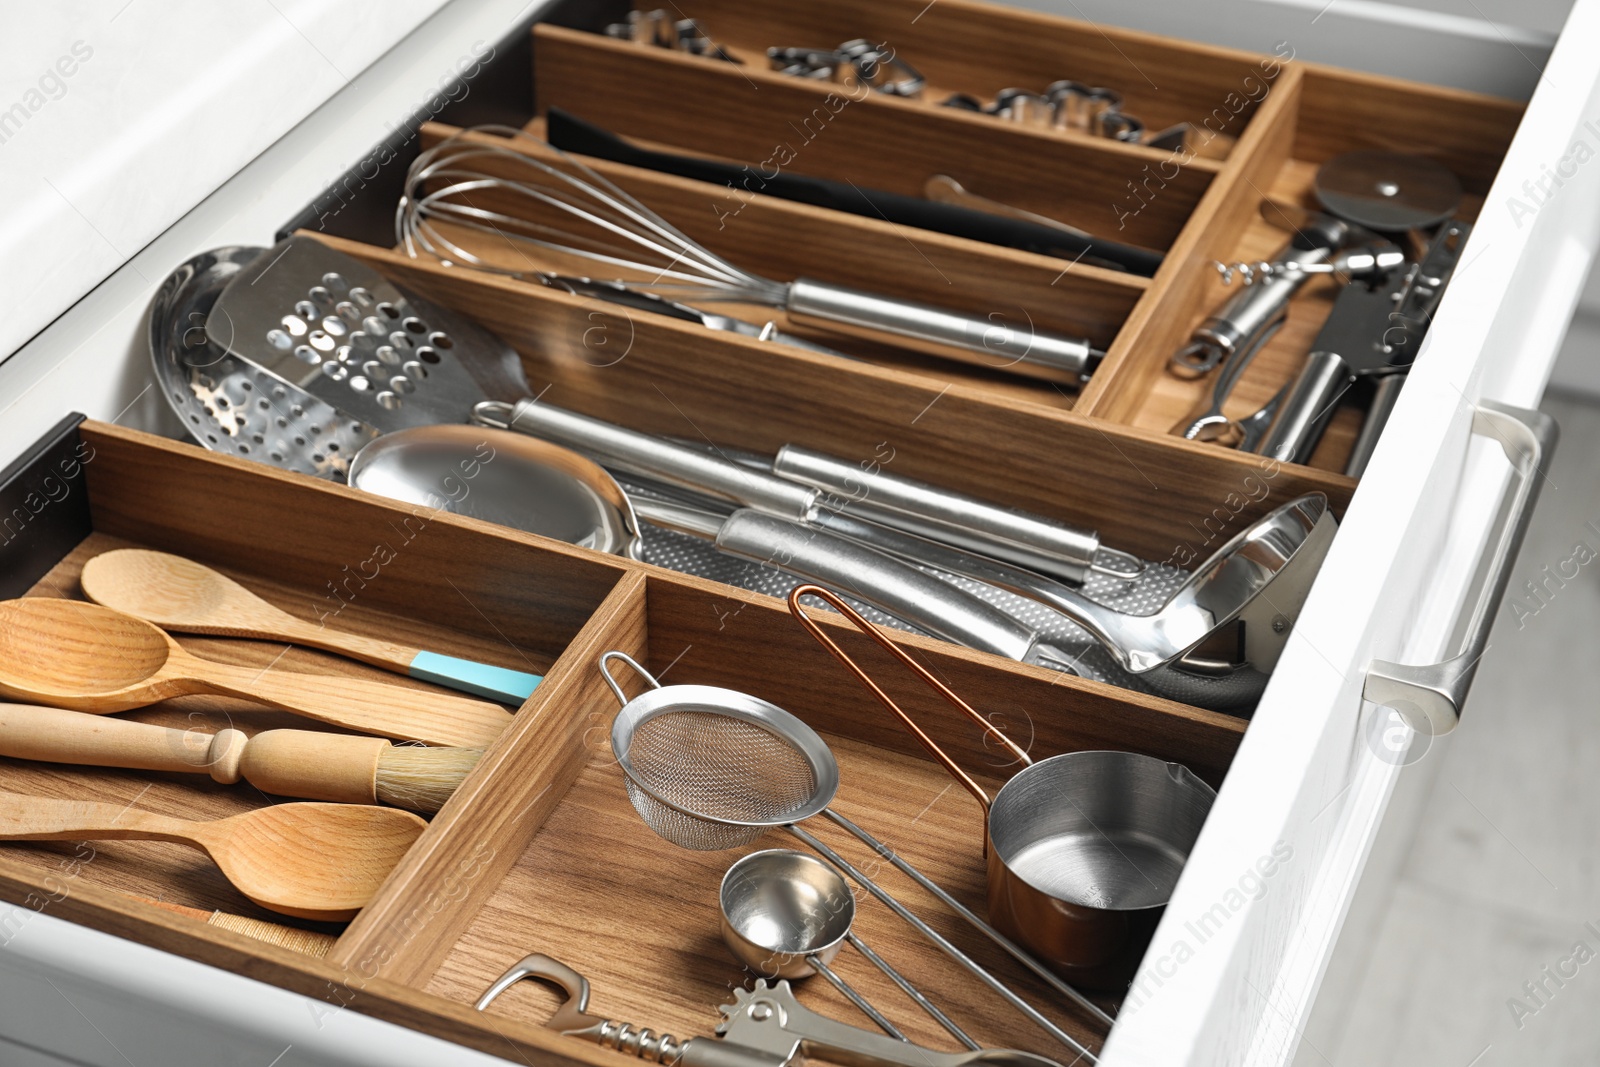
[1214,244,1406,286]
[476,954,788,1067]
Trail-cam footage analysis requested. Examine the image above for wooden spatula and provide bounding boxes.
[0,791,425,920]
[0,598,512,748]
[80,549,541,704]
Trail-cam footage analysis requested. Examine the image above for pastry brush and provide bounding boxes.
[0,703,481,814]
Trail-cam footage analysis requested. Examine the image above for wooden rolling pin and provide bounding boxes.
[0,704,480,814]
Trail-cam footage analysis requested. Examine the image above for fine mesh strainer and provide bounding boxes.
[598,652,1109,1053]
[601,652,837,852]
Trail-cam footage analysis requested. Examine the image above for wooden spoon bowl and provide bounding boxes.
[0,598,512,747]
[0,791,427,921]
[197,804,427,920]
[0,599,171,697]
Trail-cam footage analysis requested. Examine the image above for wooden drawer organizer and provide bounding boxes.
[0,419,1240,1061]
[403,0,1524,479]
[0,0,1530,1061]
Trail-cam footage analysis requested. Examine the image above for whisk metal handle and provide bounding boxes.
[785,279,1099,385]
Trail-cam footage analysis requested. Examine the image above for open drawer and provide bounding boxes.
[0,418,1246,1064]
[0,0,1597,1065]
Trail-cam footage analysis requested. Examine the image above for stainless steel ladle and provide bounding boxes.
[799,493,1337,710]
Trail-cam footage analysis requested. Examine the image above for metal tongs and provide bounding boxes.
[478,953,1065,1067]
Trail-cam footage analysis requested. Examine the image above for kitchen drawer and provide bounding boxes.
[0,1,1597,1066]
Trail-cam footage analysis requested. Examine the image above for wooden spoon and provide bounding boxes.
[80,549,541,704]
[0,791,425,920]
[0,598,512,747]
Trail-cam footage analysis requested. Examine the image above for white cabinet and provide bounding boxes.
[1,2,1596,1064]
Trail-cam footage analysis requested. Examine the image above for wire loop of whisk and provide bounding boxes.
[398,125,788,305]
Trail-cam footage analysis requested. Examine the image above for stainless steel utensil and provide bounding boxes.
[772,444,1142,581]
[1256,219,1470,465]
[398,127,1103,384]
[1168,215,1348,379]
[477,953,1065,1067]
[707,509,1084,675]
[204,234,527,433]
[475,397,1140,585]
[599,651,1104,1057]
[1314,151,1464,231]
[149,245,378,481]
[721,849,977,1047]
[348,425,644,558]
[349,418,1046,649]
[779,494,1337,711]
[790,585,1215,989]
[544,276,851,358]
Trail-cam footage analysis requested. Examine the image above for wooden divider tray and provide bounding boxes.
[0,420,1242,1062]
[0,0,1532,1061]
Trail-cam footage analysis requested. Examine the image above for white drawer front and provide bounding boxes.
[0,905,506,1067]
[1103,2,1600,1063]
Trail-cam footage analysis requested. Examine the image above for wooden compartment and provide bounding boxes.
[0,420,1244,1064]
[318,233,1354,564]
[413,573,1245,1058]
[0,420,628,929]
[412,120,1147,413]
[1089,65,1524,470]
[531,23,1214,252]
[572,0,1276,161]
[481,11,1526,479]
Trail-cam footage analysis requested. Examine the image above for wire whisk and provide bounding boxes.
[397,125,1102,384]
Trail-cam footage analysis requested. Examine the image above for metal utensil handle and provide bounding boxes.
[715,510,1041,662]
[483,399,816,519]
[807,956,906,1040]
[478,954,790,1067]
[1364,401,1557,735]
[1343,372,1406,478]
[825,809,1113,1028]
[476,953,692,1063]
[786,279,1097,384]
[788,584,1030,813]
[1173,223,1344,376]
[787,825,1096,1062]
[846,934,980,1049]
[1255,350,1353,463]
[600,651,663,708]
[773,445,1103,584]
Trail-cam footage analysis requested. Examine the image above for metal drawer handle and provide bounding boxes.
[1363,400,1558,736]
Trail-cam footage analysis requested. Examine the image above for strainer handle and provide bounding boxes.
[787,584,1033,816]
[600,651,663,708]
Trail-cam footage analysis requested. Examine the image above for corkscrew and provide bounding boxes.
[477,954,1068,1067]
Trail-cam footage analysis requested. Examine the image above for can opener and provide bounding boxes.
[477,954,1068,1067]
[1253,218,1471,466]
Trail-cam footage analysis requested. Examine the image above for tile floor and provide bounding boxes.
[1326,390,1600,1066]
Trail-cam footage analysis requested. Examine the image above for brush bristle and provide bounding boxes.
[375,747,484,814]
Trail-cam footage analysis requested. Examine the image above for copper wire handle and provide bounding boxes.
[786,584,1033,817]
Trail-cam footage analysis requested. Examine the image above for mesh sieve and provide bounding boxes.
[602,652,838,851]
